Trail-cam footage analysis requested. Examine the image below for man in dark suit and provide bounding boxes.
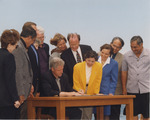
[40,57,82,119]
[36,26,49,76]
[22,22,41,96]
[61,33,92,87]
[28,40,41,96]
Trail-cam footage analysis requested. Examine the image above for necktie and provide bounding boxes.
[76,51,81,63]
[56,78,61,92]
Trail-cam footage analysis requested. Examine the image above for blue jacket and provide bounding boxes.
[100,58,118,95]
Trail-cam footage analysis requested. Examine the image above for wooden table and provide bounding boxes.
[27,95,135,120]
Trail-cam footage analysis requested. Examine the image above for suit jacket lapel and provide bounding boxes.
[19,41,30,62]
[114,52,121,62]
[68,48,76,65]
[19,41,32,75]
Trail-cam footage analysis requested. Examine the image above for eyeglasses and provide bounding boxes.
[37,36,46,39]
[112,44,121,49]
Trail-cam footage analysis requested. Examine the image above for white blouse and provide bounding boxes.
[86,63,92,85]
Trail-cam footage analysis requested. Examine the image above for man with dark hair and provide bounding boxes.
[12,25,37,119]
[61,33,92,87]
[110,37,124,120]
[22,21,37,31]
[24,22,42,97]
[122,36,150,120]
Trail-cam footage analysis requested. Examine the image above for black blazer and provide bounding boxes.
[0,48,19,107]
[28,45,41,93]
[38,43,50,75]
[61,44,92,87]
[40,70,73,97]
[43,43,50,59]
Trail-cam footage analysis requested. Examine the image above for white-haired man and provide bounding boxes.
[37,26,49,76]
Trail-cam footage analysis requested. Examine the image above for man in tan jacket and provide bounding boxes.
[110,37,124,120]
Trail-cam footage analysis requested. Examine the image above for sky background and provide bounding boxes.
[0,0,150,53]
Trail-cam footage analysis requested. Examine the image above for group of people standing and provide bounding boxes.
[0,21,149,120]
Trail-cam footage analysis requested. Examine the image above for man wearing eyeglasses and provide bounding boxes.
[110,37,124,120]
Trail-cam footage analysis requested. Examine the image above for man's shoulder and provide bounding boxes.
[123,50,132,57]
[62,72,68,78]
[44,43,49,48]
[115,52,123,61]
[116,52,123,56]
[80,44,92,49]
[61,48,71,56]
[143,48,150,55]
[12,43,25,56]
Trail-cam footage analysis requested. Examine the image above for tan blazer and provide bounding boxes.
[73,61,102,95]
[114,52,123,95]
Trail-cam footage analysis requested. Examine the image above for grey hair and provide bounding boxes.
[130,36,143,46]
[37,26,45,34]
[50,57,65,69]
[34,39,41,45]
[111,37,124,47]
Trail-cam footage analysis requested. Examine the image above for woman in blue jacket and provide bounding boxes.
[95,44,118,120]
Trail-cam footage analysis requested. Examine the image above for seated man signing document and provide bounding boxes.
[40,57,82,119]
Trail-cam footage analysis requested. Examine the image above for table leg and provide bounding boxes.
[56,101,66,119]
[96,106,104,120]
[27,100,36,119]
[126,99,133,120]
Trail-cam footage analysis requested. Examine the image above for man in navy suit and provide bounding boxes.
[61,33,92,87]
[23,22,41,96]
[28,40,41,96]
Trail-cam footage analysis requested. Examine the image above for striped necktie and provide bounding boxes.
[76,51,81,63]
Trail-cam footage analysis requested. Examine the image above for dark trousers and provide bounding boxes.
[110,105,121,120]
[43,107,82,119]
[0,106,19,119]
[19,100,28,119]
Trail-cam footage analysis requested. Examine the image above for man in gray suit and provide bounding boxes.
[12,26,37,119]
[110,37,124,120]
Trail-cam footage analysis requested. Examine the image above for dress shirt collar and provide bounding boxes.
[98,56,110,67]
[71,46,83,62]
